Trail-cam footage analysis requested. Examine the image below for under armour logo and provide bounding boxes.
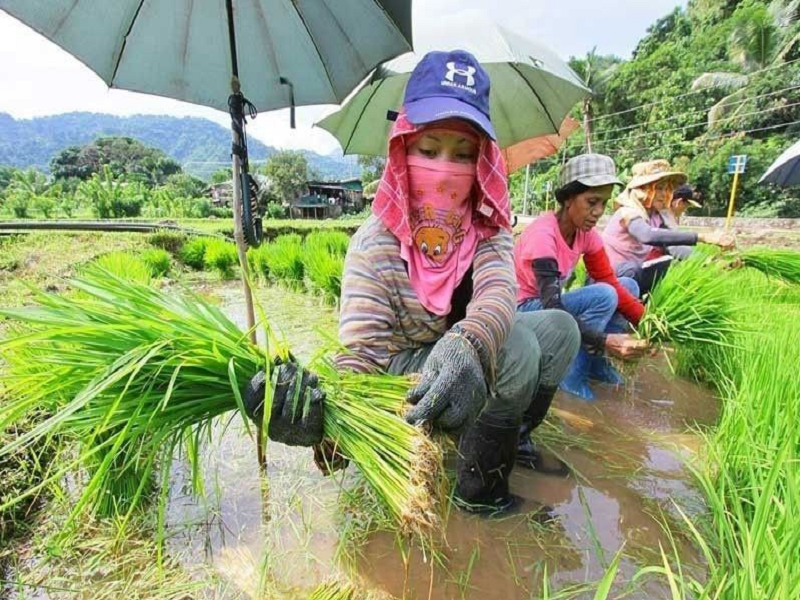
[444,62,476,87]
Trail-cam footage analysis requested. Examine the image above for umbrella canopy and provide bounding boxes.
[0,0,413,111]
[316,12,589,156]
[759,139,800,187]
[502,117,579,173]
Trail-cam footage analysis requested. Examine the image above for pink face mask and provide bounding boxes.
[407,155,477,212]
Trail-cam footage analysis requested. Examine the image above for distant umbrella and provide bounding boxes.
[760,139,800,187]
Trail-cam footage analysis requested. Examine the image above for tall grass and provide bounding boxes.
[0,269,442,535]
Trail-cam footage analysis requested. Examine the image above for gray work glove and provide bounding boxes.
[405,331,487,432]
[244,362,325,447]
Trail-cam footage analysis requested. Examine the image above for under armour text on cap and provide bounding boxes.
[403,50,496,140]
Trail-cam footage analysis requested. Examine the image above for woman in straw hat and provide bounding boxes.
[603,160,734,296]
[514,154,650,402]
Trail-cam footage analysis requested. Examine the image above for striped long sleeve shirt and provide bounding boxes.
[335,215,517,380]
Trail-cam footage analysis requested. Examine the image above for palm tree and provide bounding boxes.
[692,0,800,127]
[569,48,621,152]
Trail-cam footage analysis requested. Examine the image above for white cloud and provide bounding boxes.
[0,1,685,154]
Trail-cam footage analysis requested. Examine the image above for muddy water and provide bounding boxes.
[165,284,718,599]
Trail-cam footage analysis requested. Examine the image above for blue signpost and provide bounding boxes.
[726,155,747,230]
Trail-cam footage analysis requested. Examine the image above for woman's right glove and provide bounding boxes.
[405,329,487,432]
[244,362,325,447]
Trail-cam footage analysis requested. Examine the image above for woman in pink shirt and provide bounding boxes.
[514,154,649,404]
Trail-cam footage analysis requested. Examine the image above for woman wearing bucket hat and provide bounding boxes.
[246,50,581,514]
[603,160,735,296]
[514,154,649,403]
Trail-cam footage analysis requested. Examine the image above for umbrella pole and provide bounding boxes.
[227,0,265,471]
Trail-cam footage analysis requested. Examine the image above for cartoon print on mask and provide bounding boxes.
[414,226,451,262]
[411,203,467,265]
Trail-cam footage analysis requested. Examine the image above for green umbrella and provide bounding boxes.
[316,12,589,156]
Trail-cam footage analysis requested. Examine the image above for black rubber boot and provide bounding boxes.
[453,413,520,516]
[517,385,569,477]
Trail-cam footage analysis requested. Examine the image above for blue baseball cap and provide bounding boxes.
[402,50,496,140]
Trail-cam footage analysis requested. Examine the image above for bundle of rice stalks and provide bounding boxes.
[264,234,304,287]
[180,237,211,270]
[141,248,171,278]
[0,269,442,535]
[740,247,800,285]
[307,581,358,600]
[203,239,238,279]
[90,252,151,285]
[303,233,347,303]
[637,255,739,347]
[248,244,271,282]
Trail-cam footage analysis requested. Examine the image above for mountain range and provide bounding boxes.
[0,112,358,180]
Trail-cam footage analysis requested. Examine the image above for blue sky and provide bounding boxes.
[0,1,686,153]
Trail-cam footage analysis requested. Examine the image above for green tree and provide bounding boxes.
[209,167,233,184]
[357,155,386,185]
[4,169,49,218]
[261,150,308,204]
[77,166,147,218]
[569,49,622,152]
[0,165,19,196]
[163,172,206,198]
[50,137,182,187]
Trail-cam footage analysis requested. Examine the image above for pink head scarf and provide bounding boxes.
[372,111,511,315]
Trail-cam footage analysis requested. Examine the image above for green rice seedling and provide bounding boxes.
[636,255,739,347]
[565,258,587,291]
[146,230,186,255]
[179,237,211,270]
[90,252,152,285]
[141,248,171,278]
[307,581,357,600]
[248,243,271,282]
[264,234,304,288]
[0,269,443,535]
[302,231,349,302]
[203,238,238,279]
[740,247,800,285]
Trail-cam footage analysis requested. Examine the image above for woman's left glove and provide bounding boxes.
[405,330,487,432]
[244,363,325,447]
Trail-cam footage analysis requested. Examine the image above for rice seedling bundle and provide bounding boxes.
[636,255,739,347]
[0,269,442,535]
[307,581,357,600]
[91,252,151,285]
[180,237,211,270]
[263,234,304,287]
[248,243,271,281]
[141,248,171,278]
[203,238,238,278]
[740,247,800,285]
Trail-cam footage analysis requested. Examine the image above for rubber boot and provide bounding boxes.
[559,349,595,401]
[588,355,624,386]
[516,385,569,476]
[453,413,520,515]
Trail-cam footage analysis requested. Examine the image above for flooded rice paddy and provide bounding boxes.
[158,283,718,599]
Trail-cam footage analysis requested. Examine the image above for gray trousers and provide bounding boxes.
[388,310,580,425]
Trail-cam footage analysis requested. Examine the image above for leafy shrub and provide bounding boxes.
[147,230,186,254]
[203,239,238,279]
[78,166,146,218]
[263,234,304,286]
[141,248,171,277]
[180,237,211,269]
[91,252,152,285]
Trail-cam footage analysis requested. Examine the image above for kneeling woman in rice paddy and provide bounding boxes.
[603,160,735,296]
[249,50,581,514]
[514,154,649,403]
